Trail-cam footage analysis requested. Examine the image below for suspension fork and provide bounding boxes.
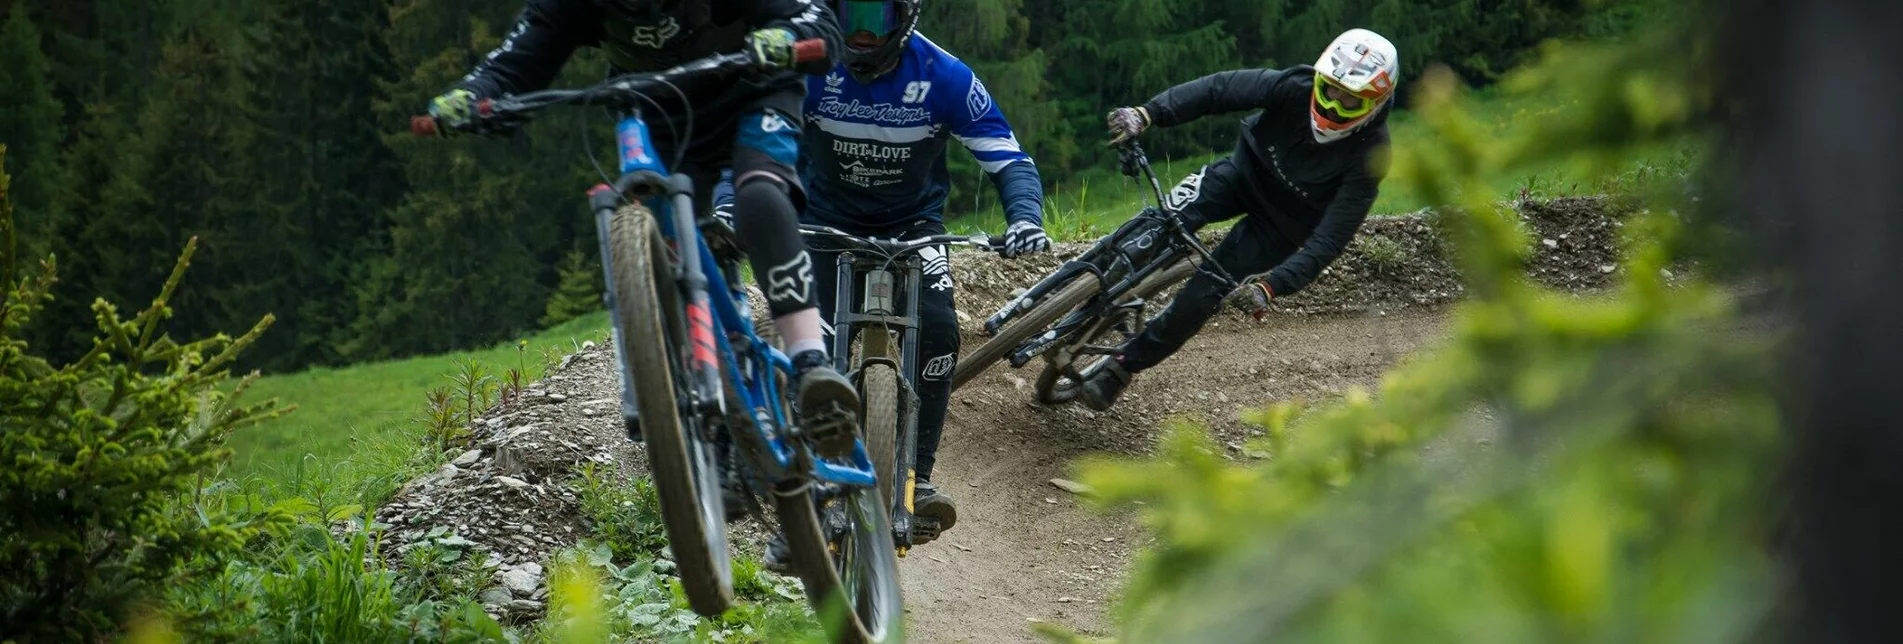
[661,173,725,417]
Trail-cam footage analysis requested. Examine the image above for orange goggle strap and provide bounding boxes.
[1313,72,1388,120]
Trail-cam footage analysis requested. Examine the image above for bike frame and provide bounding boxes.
[984,143,1237,367]
[593,112,878,491]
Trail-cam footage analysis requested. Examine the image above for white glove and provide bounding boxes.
[1002,221,1051,258]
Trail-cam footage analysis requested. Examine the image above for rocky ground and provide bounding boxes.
[369,197,1648,636]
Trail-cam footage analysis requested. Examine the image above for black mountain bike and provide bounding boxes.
[413,43,904,643]
[950,141,1241,404]
[800,225,1002,551]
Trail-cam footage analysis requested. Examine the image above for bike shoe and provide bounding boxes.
[910,481,959,545]
[1081,357,1134,412]
[763,532,795,574]
[792,350,862,460]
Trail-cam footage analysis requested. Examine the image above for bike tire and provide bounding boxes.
[861,364,902,510]
[608,203,734,616]
[951,275,1104,391]
[1035,258,1196,405]
[775,482,904,643]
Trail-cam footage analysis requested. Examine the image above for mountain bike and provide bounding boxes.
[950,141,1240,404]
[412,44,903,643]
[799,224,1002,552]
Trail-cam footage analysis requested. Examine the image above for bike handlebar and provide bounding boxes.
[409,40,828,137]
[798,224,1004,256]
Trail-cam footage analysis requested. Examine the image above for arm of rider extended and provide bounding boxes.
[944,62,1045,226]
[744,0,843,74]
[1263,149,1387,296]
[455,0,596,98]
[1140,69,1291,128]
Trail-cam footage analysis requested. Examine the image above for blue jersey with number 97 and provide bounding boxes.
[799,34,1041,229]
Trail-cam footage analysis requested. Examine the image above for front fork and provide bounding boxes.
[830,253,930,554]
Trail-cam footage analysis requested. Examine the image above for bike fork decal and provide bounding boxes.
[688,303,718,370]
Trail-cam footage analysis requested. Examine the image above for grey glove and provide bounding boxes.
[1106,106,1151,145]
[1002,220,1051,258]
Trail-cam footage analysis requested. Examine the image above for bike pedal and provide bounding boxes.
[802,402,861,459]
[909,517,943,545]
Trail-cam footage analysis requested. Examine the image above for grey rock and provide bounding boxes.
[505,599,545,613]
[479,587,513,606]
[452,449,482,467]
[496,476,530,489]
[500,568,539,596]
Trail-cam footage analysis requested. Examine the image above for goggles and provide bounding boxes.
[1313,73,1387,123]
[837,1,898,47]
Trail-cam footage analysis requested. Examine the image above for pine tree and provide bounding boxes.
[0,8,68,261]
[542,249,602,327]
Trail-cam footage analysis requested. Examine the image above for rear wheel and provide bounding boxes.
[951,276,1103,391]
[775,482,904,643]
[607,203,733,616]
[861,363,902,510]
[1035,258,1195,405]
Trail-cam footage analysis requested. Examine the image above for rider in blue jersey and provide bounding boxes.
[745,1,1048,561]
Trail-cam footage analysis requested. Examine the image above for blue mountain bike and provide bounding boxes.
[413,43,901,643]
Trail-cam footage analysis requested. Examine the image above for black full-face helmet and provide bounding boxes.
[836,0,919,82]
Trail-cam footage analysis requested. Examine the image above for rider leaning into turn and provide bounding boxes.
[749,0,1048,559]
[425,1,868,446]
[1081,28,1399,411]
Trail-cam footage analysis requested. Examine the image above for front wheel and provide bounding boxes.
[861,364,902,511]
[775,483,904,643]
[606,203,733,616]
[1035,258,1195,405]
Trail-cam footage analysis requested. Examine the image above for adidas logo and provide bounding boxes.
[824,73,845,94]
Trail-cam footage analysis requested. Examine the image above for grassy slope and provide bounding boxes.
[227,313,611,481]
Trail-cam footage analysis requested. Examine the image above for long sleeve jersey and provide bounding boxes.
[455,0,841,98]
[1141,66,1391,297]
[799,34,1043,229]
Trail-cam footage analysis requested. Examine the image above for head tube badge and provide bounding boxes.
[617,117,664,175]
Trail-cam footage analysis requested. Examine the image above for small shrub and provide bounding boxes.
[0,147,287,639]
[1356,236,1410,276]
[575,464,668,563]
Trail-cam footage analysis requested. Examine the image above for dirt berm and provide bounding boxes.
[369,197,1640,640]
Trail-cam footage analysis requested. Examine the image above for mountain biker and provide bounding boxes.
[743,0,1046,563]
[424,1,866,448]
[1080,28,1398,411]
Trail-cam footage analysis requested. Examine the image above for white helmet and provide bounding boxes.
[1311,28,1400,143]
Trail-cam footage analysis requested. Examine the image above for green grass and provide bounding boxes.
[227,312,612,483]
[948,85,1699,242]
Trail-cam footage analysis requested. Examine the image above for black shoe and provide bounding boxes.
[910,481,958,545]
[763,532,794,574]
[792,350,862,459]
[1080,357,1133,412]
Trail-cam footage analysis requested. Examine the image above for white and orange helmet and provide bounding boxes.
[1311,28,1400,143]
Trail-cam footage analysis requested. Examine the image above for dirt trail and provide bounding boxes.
[899,310,1451,643]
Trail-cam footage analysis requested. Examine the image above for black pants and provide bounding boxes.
[1119,158,1298,372]
[809,220,959,482]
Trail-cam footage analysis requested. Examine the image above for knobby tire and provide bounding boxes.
[608,204,733,616]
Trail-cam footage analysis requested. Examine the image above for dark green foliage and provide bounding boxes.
[0,8,66,260]
[0,147,286,639]
[542,249,602,328]
[0,0,1674,375]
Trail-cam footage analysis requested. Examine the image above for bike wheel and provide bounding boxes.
[775,482,904,643]
[951,276,1104,391]
[1036,258,1196,405]
[861,363,902,509]
[607,203,733,616]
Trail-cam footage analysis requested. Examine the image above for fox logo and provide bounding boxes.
[629,19,681,48]
[767,252,814,306]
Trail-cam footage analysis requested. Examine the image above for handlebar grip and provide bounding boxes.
[793,39,828,64]
[410,115,439,137]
